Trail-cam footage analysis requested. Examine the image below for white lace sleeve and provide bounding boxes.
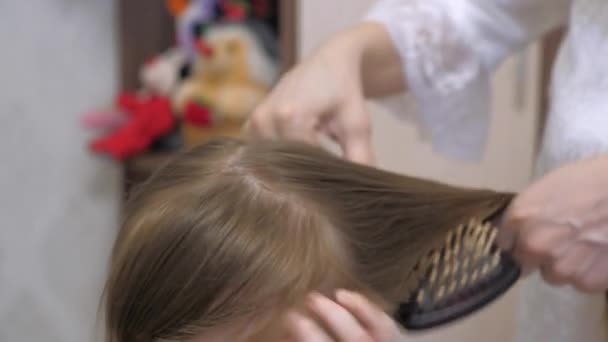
[365,0,571,160]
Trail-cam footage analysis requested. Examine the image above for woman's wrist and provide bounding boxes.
[312,23,407,98]
[341,23,408,98]
[311,25,369,74]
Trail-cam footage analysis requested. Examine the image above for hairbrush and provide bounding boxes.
[395,208,520,330]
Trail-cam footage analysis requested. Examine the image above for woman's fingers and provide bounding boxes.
[499,157,608,292]
[540,241,591,285]
[242,103,279,140]
[577,250,608,292]
[512,220,577,274]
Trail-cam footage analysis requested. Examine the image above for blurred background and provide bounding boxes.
[0,0,575,341]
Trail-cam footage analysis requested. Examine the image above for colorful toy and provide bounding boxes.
[140,48,188,97]
[168,0,219,62]
[167,0,276,63]
[84,0,280,160]
[90,93,176,161]
[83,48,188,160]
[172,21,279,146]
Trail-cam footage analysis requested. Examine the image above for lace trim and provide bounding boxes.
[366,0,491,160]
[368,0,484,95]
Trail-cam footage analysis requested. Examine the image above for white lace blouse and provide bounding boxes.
[366,0,568,161]
[365,1,608,341]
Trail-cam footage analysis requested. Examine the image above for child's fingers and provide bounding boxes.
[285,311,333,342]
[335,290,401,341]
[307,292,373,341]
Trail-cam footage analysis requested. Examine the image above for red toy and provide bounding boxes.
[222,0,248,21]
[90,92,177,161]
[184,101,214,127]
[195,39,215,57]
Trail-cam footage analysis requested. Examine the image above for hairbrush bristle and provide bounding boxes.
[396,215,521,330]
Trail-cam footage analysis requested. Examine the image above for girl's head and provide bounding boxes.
[103,137,510,342]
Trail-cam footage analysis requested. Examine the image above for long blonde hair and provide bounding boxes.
[103,137,512,341]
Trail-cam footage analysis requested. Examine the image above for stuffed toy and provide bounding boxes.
[167,0,219,63]
[167,0,275,63]
[83,1,280,160]
[89,93,176,161]
[83,48,189,161]
[140,48,189,97]
[172,20,279,146]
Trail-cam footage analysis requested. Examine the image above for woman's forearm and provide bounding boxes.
[317,22,408,99]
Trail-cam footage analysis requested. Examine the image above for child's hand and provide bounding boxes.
[285,290,403,341]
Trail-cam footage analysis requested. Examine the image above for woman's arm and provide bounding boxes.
[362,0,572,160]
[329,0,573,99]
[244,0,572,163]
[343,22,408,99]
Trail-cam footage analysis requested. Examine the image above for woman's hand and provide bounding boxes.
[243,23,405,166]
[499,156,608,292]
[284,291,403,342]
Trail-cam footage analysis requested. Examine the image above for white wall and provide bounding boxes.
[0,1,121,341]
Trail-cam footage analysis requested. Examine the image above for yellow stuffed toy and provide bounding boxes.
[173,21,279,146]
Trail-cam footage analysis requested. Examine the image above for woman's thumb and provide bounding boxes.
[337,98,375,165]
[343,136,375,165]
